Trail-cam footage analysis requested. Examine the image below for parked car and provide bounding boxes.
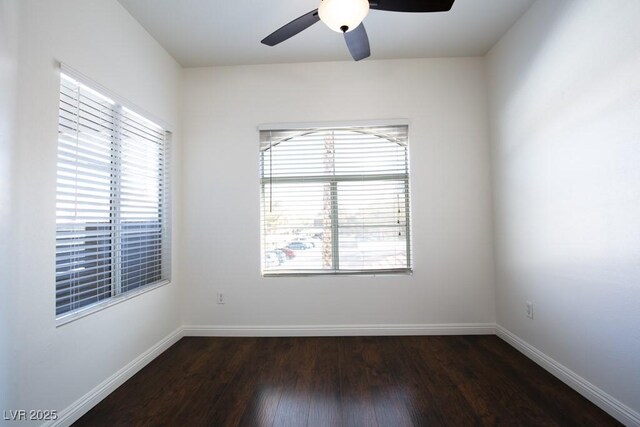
[287,241,307,250]
[277,247,295,259]
[294,237,315,248]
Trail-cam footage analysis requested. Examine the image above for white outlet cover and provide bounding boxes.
[526,301,534,319]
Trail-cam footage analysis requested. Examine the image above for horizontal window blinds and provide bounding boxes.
[260,125,411,275]
[56,72,170,317]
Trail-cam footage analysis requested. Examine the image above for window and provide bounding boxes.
[56,69,170,319]
[260,123,411,276]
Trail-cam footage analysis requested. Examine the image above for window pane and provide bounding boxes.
[262,182,331,272]
[119,118,164,292]
[337,181,408,270]
[56,80,115,315]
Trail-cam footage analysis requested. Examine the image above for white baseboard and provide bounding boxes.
[48,327,184,427]
[183,323,497,337]
[496,325,640,427]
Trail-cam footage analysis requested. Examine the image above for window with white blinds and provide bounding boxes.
[260,124,411,276]
[56,71,170,318]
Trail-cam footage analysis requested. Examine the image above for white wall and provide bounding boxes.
[180,58,496,330]
[488,0,640,418]
[0,0,21,415]
[3,0,182,423]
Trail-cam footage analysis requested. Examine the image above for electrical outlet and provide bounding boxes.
[526,301,534,319]
[217,292,225,304]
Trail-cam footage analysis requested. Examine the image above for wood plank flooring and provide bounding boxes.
[74,336,621,426]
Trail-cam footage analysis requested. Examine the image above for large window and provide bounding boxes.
[260,124,411,275]
[56,69,170,319]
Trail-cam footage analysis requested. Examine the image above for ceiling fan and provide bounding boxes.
[261,0,456,61]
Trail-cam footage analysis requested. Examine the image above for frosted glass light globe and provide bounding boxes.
[318,0,370,33]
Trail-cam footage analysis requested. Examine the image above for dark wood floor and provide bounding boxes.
[75,335,620,427]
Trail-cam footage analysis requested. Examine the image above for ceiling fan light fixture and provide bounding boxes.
[318,0,370,33]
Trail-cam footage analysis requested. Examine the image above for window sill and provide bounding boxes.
[262,269,413,278]
[55,279,171,327]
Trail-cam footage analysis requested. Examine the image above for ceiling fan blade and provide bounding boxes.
[369,0,455,13]
[344,23,370,61]
[261,9,320,46]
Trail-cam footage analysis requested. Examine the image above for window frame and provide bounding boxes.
[259,121,412,277]
[55,64,172,326]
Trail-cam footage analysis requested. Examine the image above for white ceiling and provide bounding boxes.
[117,0,535,67]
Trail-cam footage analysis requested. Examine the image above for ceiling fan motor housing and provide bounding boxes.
[319,0,370,33]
